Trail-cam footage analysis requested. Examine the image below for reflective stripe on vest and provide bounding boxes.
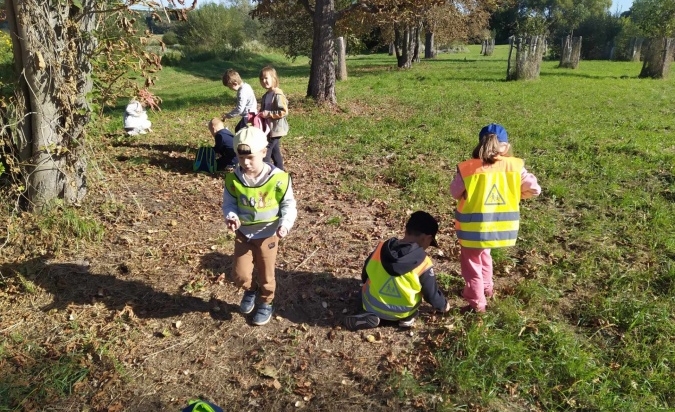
[455,157,523,248]
[225,172,289,225]
[362,242,433,321]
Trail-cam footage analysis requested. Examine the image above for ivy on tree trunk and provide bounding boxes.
[6,0,97,209]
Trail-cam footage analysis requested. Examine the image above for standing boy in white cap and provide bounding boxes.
[222,126,297,326]
[344,211,451,331]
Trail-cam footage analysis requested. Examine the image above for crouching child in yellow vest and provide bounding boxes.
[344,211,451,331]
[450,123,541,313]
[222,126,297,326]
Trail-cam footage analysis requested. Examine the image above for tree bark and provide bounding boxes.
[424,31,435,59]
[394,23,414,68]
[559,35,582,69]
[629,37,644,62]
[507,35,545,80]
[639,37,675,79]
[412,24,421,63]
[482,38,495,56]
[7,0,96,209]
[336,36,347,81]
[306,0,337,105]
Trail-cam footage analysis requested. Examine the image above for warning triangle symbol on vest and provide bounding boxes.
[485,184,506,206]
[379,278,402,298]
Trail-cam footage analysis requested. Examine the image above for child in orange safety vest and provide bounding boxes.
[450,124,541,313]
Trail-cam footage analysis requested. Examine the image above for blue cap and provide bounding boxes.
[479,124,508,143]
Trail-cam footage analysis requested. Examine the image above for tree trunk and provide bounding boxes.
[424,31,435,59]
[559,35,582,69]
[507,35,545,80]
[7,0,95,210]
[482,38,495,56]
[629,37,644,62]
[639,37,675,79]
[394,24,414,69]
[307,0,337,104]
[335,36,347,81]
[412,24,421,63]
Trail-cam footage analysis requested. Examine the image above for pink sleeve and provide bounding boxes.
[450,168,465,200]
[520,167,541,199]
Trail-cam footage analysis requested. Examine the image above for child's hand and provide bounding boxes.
[225,213,240,231]
[443,301,451,313]
[261,110,270,118]
[276,226,288,238]
[521,189,536,199]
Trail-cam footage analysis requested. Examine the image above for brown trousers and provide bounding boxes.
[231,231,279,303]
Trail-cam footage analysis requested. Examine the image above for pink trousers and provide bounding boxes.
[460,246,493,312]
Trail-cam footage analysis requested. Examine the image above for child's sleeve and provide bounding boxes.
[224,87,251,119]
[278,176,297,231]
[361,251,374,284]
[450,167,465,199]
[419,268,448,311]
[222,185,239,220]
[266,93,288,119]
[520,167,541,199]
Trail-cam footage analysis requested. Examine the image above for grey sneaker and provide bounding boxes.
[239,290,257,314]
[344,312,380,331]
[252,302,273,326]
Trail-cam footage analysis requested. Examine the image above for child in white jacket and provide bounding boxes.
[123,99,152,136]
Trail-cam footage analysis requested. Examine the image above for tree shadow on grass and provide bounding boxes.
[199,252,363,328]
[111,141,213,176]
[164,55,310,83]
[539,70,633,80]
[1,257,233,321]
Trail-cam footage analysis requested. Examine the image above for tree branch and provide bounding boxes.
[335,0,377,20]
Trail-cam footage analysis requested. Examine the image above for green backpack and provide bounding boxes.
[193,147,217,173]
[181,399,223,412]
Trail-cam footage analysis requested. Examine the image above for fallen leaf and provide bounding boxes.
[258,365,278,379]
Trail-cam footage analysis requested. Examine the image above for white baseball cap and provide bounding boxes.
[234,126,268,154]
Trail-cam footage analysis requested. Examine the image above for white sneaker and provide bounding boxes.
[398,317,415,328]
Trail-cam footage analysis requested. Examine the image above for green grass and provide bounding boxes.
[35,202,105,254]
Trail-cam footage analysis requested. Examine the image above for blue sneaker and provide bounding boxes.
[240,290,257,314]
[252,302,273,326]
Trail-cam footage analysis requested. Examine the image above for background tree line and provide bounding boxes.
[1,0,673,209]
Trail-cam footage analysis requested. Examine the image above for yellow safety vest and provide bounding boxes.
[362,242,433,320]
[455,156,523,248]
[225,172,289,226]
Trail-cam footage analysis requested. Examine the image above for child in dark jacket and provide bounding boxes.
[208,118,237,171]
[344,211,450,331]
